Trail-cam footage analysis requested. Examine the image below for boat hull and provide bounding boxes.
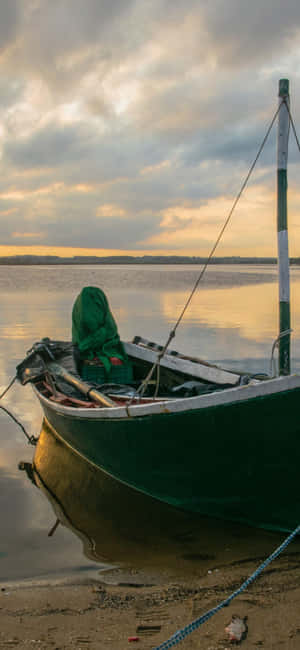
[33,420,290,573]
[39,383,300,533]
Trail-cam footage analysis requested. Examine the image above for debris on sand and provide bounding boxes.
[225,615,248,643]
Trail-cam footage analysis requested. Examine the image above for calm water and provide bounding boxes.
[1,264,300,582]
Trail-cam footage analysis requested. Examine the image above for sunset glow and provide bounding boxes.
[0,2,300,259]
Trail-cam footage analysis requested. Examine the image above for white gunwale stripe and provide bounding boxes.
[34,374,300,421]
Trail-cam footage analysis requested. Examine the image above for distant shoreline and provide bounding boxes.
[0,255,299,265]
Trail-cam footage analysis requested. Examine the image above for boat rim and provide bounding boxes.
[33,372,300,420]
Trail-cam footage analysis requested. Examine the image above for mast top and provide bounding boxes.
[279,79,289,97]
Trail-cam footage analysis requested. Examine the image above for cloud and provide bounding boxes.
[1,1,300,256]
[0,0,19,54]
[3,0,154,97]
[5,211,162,250]
[3,121,164,179]
[202,0,300,65]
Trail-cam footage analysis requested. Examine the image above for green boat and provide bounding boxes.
[17,80,300,533]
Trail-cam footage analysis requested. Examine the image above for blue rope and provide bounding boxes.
[152,524,300,650]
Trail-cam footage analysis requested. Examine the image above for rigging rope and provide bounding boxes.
[284,98,300,154]
[0,375,17,399]
[170,105,281,340]
[137,101,282,398]
[270,328,293,377]
[0,376,37,445]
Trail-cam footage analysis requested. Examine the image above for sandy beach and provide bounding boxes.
[2,541,300,650]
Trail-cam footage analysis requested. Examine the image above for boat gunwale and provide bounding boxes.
[33,373,300,420]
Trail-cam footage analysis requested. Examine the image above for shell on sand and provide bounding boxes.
[225,615,247,642]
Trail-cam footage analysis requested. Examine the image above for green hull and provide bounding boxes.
[41,384,300,533]
[33,421,289,573]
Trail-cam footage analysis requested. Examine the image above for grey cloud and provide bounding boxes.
[156,0,300,68]
[202,0,300,65]
[0,78,24,111]
[23,0,136,56]
[0,173,163,248]
[46,213,161,249]
[2,1,299,132]
[3,1,300,96]
[181,122,275,169]
[0,0,19,53]
[0,207,37,242]
[0,197,20,213]
[5,0,147,95]
[4,127,86,169]
[0,110,278,254]
[4,124,93,169]
[2,209,162,249]
[130,65,293,145]
[3,121,165,183]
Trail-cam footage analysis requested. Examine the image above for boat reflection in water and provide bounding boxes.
[23,418,300,580]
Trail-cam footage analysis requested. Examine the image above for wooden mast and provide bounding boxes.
[277,78,291,375]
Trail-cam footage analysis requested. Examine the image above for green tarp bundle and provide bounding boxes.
[72,286,128,375]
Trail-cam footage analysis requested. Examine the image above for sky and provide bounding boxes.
[1,0,300,258]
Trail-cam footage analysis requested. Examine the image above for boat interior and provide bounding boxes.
[16,337,268,409]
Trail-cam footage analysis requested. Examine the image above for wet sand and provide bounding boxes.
[2,544,300,650]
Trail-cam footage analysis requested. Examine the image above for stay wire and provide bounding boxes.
[284,98,300,154]
[172,101,282,337]
[136,101,282,399]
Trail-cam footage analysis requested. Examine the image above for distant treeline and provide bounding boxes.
[0,255,300,265]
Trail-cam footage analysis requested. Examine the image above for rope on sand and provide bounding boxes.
[152,523,300,649]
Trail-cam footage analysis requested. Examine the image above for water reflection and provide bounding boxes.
[0,458,97,582]
[22,419,300,581]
